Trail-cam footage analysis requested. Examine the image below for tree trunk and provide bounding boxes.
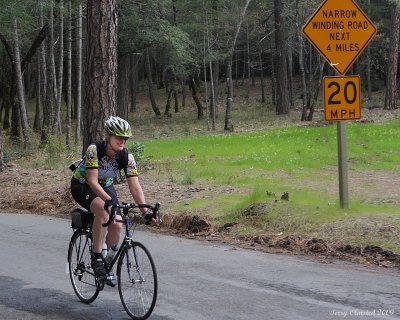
[246,22,250,98]
[41,6,55,144]
[270,40,276,107]
[48,2,58,134]
[75,3,82,143]
[224,59,234,131]
[287,44,293,107]
[209,61,216,130]
[0,21,47,135]
[129,54,140,113]
[0,125,4,171]
[66,0,72,148]
[235,52,238,87]
[181,78,186,108]
[13,18,30,147]
[224,0,252,131]
[2,100,11,130]
[212,60,220,116]
[297,0,308,121]
[117,54,130,120]
[307,60,325,121]
[34,53,42,131]
[174,90,179,113]
[274,0,289,114]
[189,74,204,120]
[384,5,400,110]
[259,50,266,103]
[164,89,172,116]
[145,49,161,116]
[366,0,372,102]
[38,0,47,132]
[54,1,64,134]
[83,0,118,152]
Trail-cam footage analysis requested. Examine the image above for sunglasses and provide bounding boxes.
[114,136,128,142]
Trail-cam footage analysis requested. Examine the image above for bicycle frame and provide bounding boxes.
[104,207,134,273]
[68,201,160,318]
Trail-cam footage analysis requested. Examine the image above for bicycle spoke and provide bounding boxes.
[117,242,157,320]
[68,230,99,303]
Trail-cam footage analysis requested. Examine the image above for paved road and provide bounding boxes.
[0,213,399,320]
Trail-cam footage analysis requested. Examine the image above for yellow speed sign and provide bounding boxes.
[323,76,361,121]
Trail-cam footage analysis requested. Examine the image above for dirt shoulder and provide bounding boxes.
[1,165,400,271]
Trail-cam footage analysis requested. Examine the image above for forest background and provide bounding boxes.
[1,0,400,267]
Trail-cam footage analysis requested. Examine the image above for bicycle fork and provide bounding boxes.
[125,241,146,284]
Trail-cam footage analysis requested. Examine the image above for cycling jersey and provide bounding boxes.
[72,141,138,187]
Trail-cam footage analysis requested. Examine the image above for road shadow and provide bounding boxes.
[0,275,172,320]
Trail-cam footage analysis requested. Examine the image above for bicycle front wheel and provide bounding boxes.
[117,241,158,320]
[68,229,99,303]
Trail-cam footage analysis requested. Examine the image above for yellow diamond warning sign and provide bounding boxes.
[302,0,377,75]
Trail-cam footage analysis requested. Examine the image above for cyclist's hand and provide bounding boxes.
[143,210,157,225]
[104,199,116,214]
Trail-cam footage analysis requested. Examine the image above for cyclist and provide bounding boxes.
[70,116,149,282]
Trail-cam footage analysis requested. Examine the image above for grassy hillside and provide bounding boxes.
[138,117,400,252]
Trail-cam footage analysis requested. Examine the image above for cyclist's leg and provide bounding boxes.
[104,185,122,247]
[90,197,109,278]
[71,180,108,255]
[71,180,108,277]
[102,186,121,287]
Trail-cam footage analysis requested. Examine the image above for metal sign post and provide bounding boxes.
[337,121,349,209]
[302,0,376,209]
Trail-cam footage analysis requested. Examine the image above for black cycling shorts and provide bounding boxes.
[71,178,119,211]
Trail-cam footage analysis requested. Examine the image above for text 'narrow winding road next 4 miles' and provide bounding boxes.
[302,0,377,75]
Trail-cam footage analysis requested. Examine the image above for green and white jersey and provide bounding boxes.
[73,141,138,187]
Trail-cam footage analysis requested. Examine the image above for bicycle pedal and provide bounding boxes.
[106,274,117,287]
[96,276,106,291]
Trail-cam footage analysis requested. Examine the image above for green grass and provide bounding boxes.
[143,118,400,251]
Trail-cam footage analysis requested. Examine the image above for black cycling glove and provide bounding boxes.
[143,210,154,225]
[104,199,115,212]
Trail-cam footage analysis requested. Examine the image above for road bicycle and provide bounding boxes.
[67,202,161,320]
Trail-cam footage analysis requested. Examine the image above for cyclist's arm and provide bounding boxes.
[86,169,112,202]
[126,176,147,214]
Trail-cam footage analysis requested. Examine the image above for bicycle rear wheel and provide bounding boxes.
[117,241,158,320]
[68,229,99,303]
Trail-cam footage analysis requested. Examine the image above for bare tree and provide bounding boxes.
[75,3,82,143]
[366,0,372,102]
[117,53,130,119]
[54,1,64,134]
[384,4,400,110]
[189,74,204,120]
[41,3,55,144]
[224,0,252,132]
[66,0,72,147]
[12,18,30,147]
[145,49,161,116]
[38,0,47,133]
[129,54,140,113]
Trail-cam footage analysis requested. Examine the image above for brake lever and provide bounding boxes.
[102,206,116,227]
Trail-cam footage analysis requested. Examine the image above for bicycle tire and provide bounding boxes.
[117,241,158,320]
[68,229,100,303]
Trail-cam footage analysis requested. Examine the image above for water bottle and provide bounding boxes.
[101,243,108,259]
[105,244,119,265]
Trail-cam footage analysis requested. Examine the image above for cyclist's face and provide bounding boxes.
[109,135,128,151]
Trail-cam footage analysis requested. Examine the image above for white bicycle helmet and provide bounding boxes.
[105,116,132,138]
